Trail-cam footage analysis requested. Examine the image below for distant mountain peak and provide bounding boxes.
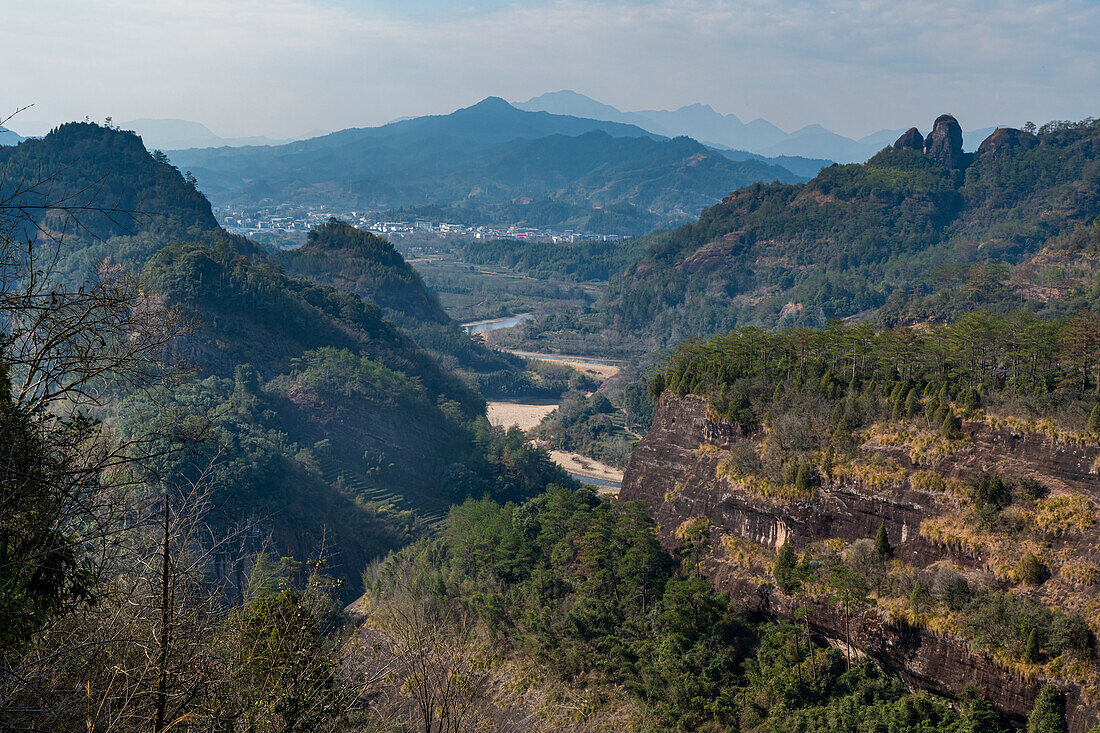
[677,102,718,114]
[468,96,514,111]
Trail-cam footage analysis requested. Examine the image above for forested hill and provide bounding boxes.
[0,122,218,240]
[0,122,243,285]
[272,219,567,399]
[168,98,802,232]
[0,121,574,596]
[274,218,450,325]
[587,116,1100,350]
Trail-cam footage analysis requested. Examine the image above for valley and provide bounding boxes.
[3,83,1099,733]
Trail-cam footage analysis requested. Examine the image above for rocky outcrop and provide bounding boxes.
[710,576,1099,732]
[622,392,1100,731]
[893,127,925,151]
[978,127,1038,160]
[923,114,967,169]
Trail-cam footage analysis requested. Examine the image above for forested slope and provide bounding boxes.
[511,117,1099,355]
[272,219,579,398]
[618,312,1100,729]
[0,123,574,596]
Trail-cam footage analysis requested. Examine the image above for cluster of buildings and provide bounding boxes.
[214,204,625,244]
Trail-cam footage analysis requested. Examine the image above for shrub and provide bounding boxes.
[931,566,971,610]
[972,473,1012,511]
[1016,552,1048,585]
[1025,628,1041,663]
[1027,686,1067,733]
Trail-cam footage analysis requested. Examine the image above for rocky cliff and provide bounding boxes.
[622,392,1100,730]
[891,115,1042,170]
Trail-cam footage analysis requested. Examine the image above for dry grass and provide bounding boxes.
[1061,560,1100,588]
[716,459,817,501]
[718,534,775,581]
[988,414,1096,446]
[919,510,1050,580]
[909,470,947,492]
[486,401,558,432]
[865,424,971,465]
[831,454,908,489]
[1033,493,1096,536]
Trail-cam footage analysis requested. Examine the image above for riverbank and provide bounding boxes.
[461,313,535,333]
[486,400,622,494]
[485,400,557,432]
[548,450,623,491]
[506,350,622,381]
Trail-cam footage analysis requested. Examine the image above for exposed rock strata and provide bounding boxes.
[622,392,1100,731]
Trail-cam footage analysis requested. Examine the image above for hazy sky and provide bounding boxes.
[4,0,1098,139]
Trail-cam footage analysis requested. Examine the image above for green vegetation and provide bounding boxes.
[660,312,1098,439]
[1027,686,1068,733]
[1,122,579,599]
[396,242,596,323]
[275,218,450,324]
[461,236,650,282]
[533,392,639,468]
[363,487,1003,731]
[0,122,217,243]
[516,119,1100,355]
[273,220,577,399]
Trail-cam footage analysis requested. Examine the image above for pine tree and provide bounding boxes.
[1027,686,1067,733]
[648,373,666,401]
[1089,404,1100,434]
[1025,628,1041,663]
[909,579,923,610]
[874,524,893,559]
[940,411,962,439]
[904,388,921,418]
[795,464,813,494]
[961,686,1007,733]
[774,540,798,593]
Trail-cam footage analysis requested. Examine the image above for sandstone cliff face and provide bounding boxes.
[622,392,1100,731]
[924,114,967,169]
[893,127,925,152]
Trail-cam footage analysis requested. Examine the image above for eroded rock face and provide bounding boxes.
[621,392,1100,731]
[978,127,1038,159]
[893,127,925,151]
[710,576,1099,732]
[923,114,966,169]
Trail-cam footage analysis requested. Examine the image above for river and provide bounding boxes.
[461,313,535,333]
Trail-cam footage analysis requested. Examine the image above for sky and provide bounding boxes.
[3,0,1098,139]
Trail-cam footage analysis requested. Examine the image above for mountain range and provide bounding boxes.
[495,115,1099,357]
[517,90,1000,163]
[117,118,329,150]
[169,97,808,234]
